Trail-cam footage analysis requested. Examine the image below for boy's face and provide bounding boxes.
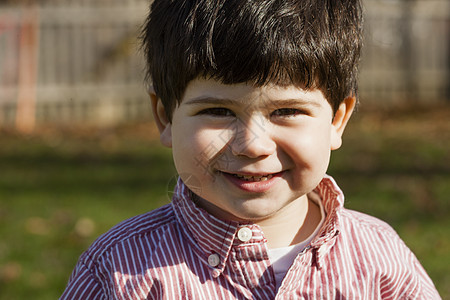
[152,78,355,222]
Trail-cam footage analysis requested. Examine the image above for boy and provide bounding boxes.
[61,0,440,299]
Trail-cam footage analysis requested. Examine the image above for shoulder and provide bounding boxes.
[337,208,417,274]
[335,209,441,299]
[336,208,415,262]
[80,203,176,263]
[339,208,401,240]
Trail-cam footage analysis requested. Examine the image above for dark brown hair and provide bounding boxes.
[142,0,363,120]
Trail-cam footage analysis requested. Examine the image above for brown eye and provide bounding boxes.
[271,108,304,117]
[198,108,235,117]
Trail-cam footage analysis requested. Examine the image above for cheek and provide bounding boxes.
[280,125,332,169]
[190,127,231,156]
[172,125,232,172]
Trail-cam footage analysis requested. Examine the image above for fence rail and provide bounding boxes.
[0,2,149,128]
[0,0,449,129]
[360,0,449,104]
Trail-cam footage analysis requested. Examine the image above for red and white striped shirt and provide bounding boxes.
[61,175,440,299]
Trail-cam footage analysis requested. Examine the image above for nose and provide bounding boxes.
[229,117,276,158]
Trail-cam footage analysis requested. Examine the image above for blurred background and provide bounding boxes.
[0,0,449,298]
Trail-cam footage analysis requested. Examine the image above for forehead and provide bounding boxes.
[182,78,327,107]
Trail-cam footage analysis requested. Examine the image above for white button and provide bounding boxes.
[208,254,220,267]
[211,268,221,278]
[237,227,253,242]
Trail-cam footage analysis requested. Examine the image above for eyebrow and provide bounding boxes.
[266,99,322,108]
[184,97,322,108]
[185,97,235,106]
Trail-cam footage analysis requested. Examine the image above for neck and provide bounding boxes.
[258,194,322,249]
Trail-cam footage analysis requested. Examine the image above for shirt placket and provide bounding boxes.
[274,245,315,298]
[224,225,277,299]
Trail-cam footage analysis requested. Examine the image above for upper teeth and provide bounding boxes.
[235,174,273,181]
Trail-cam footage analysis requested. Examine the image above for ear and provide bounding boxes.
[330,96,356,150]
[150,91,172,148]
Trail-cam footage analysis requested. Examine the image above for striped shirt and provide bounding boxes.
[61,175,441,299]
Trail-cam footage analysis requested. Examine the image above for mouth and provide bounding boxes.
[220,171,283,192]
[231,173,274,182]
[221,171,283,182]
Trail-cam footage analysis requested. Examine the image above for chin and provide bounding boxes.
[231,207,278,222]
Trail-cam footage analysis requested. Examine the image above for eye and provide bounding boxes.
[197,107,235,117]
[271,108,306,117]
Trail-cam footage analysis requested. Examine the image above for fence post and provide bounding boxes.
[15,4,39,133]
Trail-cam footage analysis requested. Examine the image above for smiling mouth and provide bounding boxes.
[220,171,283,192]
[232,174,274,182]
[220,171,283,182]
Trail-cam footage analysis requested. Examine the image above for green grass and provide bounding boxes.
[0,106,449,299]
[0,128,177,299]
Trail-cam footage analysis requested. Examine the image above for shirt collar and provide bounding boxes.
[310,175,343,248]
[171,174,344,271]
[171,180,238,273]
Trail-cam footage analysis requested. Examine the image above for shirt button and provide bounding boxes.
[208,254,220,267]
[237,227,253,242]
[211,268,221,278]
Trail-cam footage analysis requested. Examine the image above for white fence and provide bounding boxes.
[360,0,449,104]
[0,1,150,129]
[0,0,449,129]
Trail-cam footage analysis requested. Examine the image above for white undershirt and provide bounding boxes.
[267,194,325,291]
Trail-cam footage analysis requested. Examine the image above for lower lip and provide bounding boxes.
[221,172,283,193]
